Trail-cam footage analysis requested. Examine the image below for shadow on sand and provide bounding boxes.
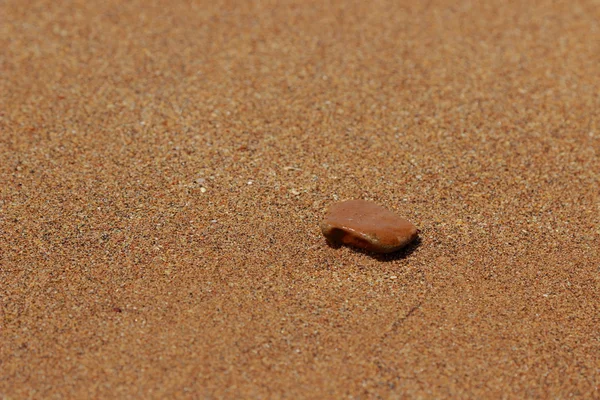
[326,237,422,262]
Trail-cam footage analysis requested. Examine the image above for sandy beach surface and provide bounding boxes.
[2,0,599,398]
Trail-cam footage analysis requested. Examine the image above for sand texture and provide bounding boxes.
[2,0,599,398]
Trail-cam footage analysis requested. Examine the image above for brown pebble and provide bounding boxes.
[320,199,418,253]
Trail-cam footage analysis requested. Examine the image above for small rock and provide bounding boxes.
[320,199,418,253]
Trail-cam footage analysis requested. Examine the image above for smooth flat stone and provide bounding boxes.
[321,199,418,254]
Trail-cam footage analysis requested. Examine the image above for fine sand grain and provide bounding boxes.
[2,0,599,398]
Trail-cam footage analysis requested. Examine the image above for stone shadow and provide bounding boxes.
[325,236,422,262]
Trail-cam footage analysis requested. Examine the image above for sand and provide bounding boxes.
[2,0,599,398]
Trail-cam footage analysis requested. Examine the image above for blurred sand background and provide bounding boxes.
[1,0,599,398]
